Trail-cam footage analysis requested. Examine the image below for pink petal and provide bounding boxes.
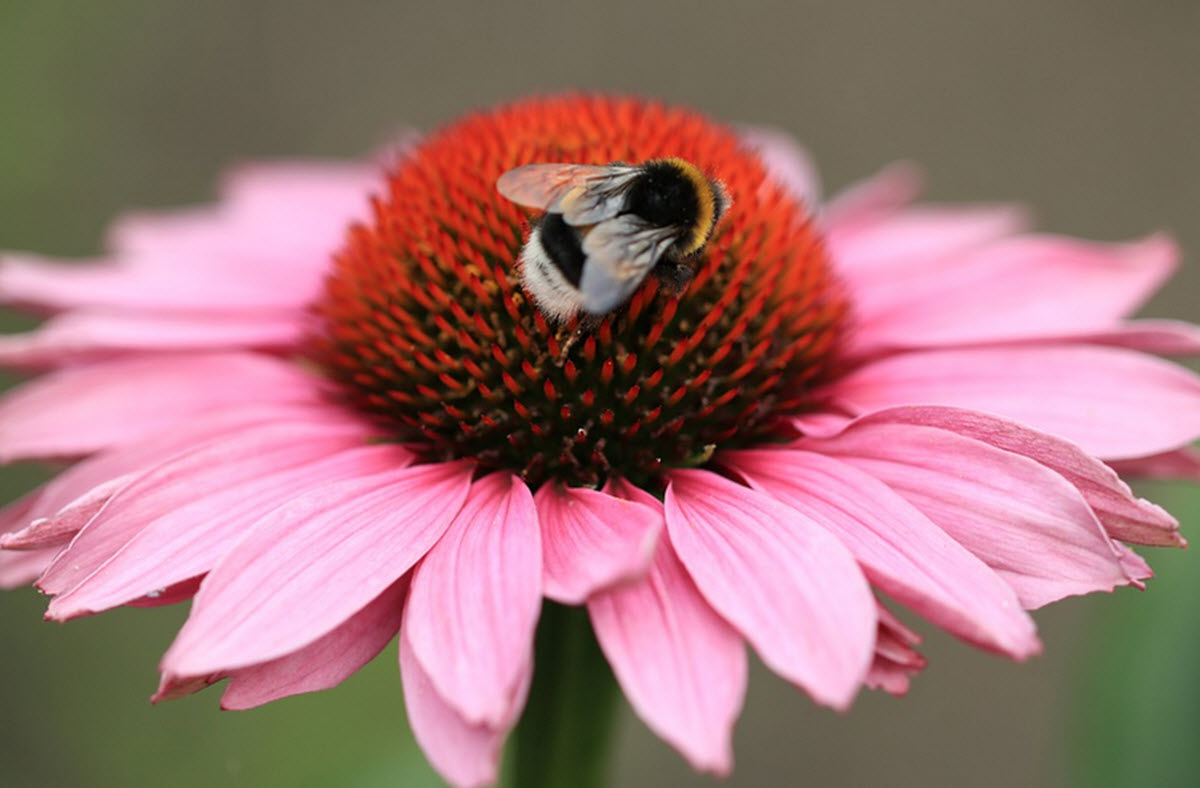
[103,162,381,309]
[535,482,661,604]
[400,623,523,788]
[406,473,542,727]
[151,672,225,704]
[821,162,923,229]
[807,419,1148,608]
[852,234,1177,352]
[588,498,746,775]
[2,475,131,550]
[0,310,304,368]
[0,252,314,314]
[0,492,35,535]
[738,126,822,209]
[790,410,853,438]
[160,460,472,678]
[829,202,1026,286]
[866,604,926,696]
[45,443,415,619]
[0,496,55,588]
[828,344,1200,460]
[0,546,57,589]
[665,469,876,710]
[220,577,408,710]
[126,577,201,609]
[1110,447,1200,481]
[857,406,1184,547]
[721,448,1039,658]
[38,416,375,602]
[1044,319,1200,356]
[0,403,338,550]
[0,353,323,462]
[214,162,381,263]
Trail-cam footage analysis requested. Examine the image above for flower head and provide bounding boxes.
[2,95,1197,787]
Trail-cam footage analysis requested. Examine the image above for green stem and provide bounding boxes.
[501,602,621,788]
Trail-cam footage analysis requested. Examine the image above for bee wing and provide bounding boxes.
[496,163,641,226]
[578,215,681,315]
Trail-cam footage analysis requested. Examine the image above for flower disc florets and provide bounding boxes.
[312,96,848,488]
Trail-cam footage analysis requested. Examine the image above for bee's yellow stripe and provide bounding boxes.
[661,157,717,256]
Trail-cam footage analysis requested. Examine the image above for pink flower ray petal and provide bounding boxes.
[46,442,416,619]
[161,460,473,678]
[38,417,375,601]
[0,352,325,463]
[588,529,746,775]
[855,406,1184,547]
[665,469,876,710]
[721,448,1039,658]
[400,623,524,788]
[0,309,305,368]
[220,576,409,710]
[807,420,1148,608]
[829,344,1200,460]
[850,234,1177,352]
[406,473,542,728]
[535,482,661,604]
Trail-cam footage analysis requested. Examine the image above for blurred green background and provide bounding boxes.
[2,2,1198,786]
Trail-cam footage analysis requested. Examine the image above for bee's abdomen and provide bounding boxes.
[537,212,587,286]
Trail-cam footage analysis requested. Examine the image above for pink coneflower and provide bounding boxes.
[2,96,1197,787]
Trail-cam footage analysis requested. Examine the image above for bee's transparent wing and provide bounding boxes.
[496,163,641,226]
[578,215,680,314]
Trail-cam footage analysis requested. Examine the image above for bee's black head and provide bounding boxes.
[626,161,701,229]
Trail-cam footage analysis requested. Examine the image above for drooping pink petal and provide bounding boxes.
[0,353,324,462]
[0,546,57,589]
[738,127,822,209]
[535,482,661,604]
[151,672,226,704]
[856,406,1184,546]
[790,410,852,438]
[212,162,382,265]
[588,490,747,775]
[851,235,1177,352]
[866,604,926,697]
[828,202,1026,288]
[160,460,472,678]
[665,469,876,710]
[0,310,304,368]
[45,443,415,619]
[2,475,131,550]
[1045,319,1200,356]
[721,448,1039,658]
[221,577,408,711]
[0,252,314,314]
[126,577,201,609]
[0,402,339,550]
[807,419,1149,608]
[1109,447,1200,481]
[0,497,53,587]
[828,344,1200,460]
[406,473,542,727]
[103,162,382,307]
[820,162,923,229]
[37,416,375,601]
[400,624,524,788]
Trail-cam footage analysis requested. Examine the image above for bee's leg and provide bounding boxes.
[554,315,599,364]
[652,255,695,295]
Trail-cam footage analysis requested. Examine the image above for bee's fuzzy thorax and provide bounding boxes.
[311,95,848,489]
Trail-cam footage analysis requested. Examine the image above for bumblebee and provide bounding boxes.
[496,158,729,322]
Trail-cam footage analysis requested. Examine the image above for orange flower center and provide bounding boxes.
[310,96,848,488]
